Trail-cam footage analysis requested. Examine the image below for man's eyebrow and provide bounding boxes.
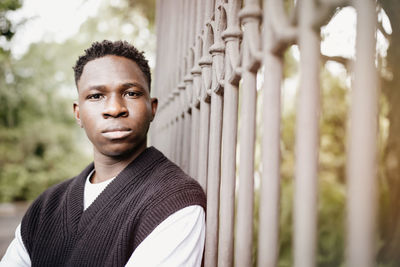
[120,82,146,91]
[83,83,148,92]
[87,85,107,91]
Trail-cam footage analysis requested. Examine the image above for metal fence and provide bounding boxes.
[150,0,378,266]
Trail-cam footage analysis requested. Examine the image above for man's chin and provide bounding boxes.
[100,143,146,159]
[102,149,135,159]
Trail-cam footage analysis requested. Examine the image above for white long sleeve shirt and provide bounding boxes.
[0,172,205,267]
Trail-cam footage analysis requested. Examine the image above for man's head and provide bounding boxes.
[73,40,151,90]
[73,40,157,159]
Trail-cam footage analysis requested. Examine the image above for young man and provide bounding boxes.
[1,40,206,267]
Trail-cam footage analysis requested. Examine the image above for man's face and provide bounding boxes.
[74,55,157,158]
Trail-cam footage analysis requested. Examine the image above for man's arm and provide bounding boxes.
[125,205,205,267]
[0,224,30,267]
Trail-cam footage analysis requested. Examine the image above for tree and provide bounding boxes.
[0,0,21,40]
[376,0,400,263]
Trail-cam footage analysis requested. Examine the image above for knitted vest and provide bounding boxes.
[21,147,206,267]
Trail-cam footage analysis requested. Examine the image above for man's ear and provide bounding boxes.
[73,102,83,128]
[150,98,158,121]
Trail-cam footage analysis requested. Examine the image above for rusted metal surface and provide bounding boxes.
[152,0,379,266]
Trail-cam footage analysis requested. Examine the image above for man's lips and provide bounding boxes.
[101,127,132,139]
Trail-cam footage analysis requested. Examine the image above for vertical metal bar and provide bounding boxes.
[174,0,185,164]
[205,1,225,266]
[176,105,184,166]
[199,0,213,258]
[175,0,184,85]
[164,0,171,102]
[155,0,164,102]
[150,0,162,146]
[205,0,216,22]
[234,66,256,267]
[166,0,175,99]
[182,72,193,173]
[171,98,178,162]
[161,104,166,155]
[171,0,187,165]
[165,0,175,159]
[235,0,261,266]
[182,0,190,60]
[181,0,196,171]
[190,77,201,178]
[161,105,169,154]
[189,0,204,178]
[188,0,197,48]
[204,69,223,267]
[153,0,162,98]
[257,1,283,266]
[168,99,175,159]
[182,107,192,173]
[172,102,178,163]
[196,0,205,35]
[218,0,241,266]
[169,97,175,159]
[197,2,214,190]
[165,105,170,158]
[197,88,211,191]
[346,1,378,266]
[294,0,320,266]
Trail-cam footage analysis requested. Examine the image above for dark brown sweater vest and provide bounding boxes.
[21,147,206,267]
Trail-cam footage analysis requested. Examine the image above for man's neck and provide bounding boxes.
[91,144,147,184]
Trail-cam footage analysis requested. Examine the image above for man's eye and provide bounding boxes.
[87,94,102,100]
[125,91,140,97]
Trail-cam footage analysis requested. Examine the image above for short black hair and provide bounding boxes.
[73,40,151,90]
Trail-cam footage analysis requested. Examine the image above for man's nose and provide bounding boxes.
[103,96,128,118]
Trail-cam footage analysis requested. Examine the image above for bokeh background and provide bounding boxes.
[1,0,400,266]
[0,0,156,257]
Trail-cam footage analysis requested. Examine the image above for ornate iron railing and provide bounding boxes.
[150,0,378,266]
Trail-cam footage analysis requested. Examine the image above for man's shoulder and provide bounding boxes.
[142,149,206,208]
[27,177,73,210]
[25,162,93,215]
[128,148,206,247]
[144,147,204,192]
[123,147,206,208]
[37,163,92,201]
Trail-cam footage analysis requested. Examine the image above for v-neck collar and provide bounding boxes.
[64,147,163,235]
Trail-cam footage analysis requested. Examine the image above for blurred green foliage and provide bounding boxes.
[0,44,90,201]
[128,0,156,27]
[0,0,21,40]
[252,49,395,267]
[249,53,350,266]
[278,68,348,267]
[0,0,156,202]
[0,0,87,202]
